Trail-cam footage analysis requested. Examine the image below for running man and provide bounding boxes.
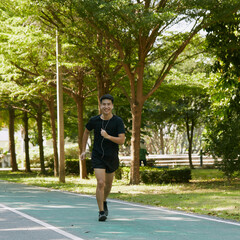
[80,94,125,221]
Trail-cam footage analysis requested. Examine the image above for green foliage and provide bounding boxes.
[45,144,94,175]
[1,0,240,182]
[206,11,240,77]
[65,159,94,175]
[145,73,210,157]
[204,79,240,180]
[146,68,211,128]
[116,166,191,184]
[112,92,132,145]
[204,12,240,180]
[140,168,191,184]
[115,167,130,180]
[191,168,225,180]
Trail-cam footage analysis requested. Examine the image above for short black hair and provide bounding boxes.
[100,94,114,103]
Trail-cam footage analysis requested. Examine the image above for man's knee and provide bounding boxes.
[97,179,105,189]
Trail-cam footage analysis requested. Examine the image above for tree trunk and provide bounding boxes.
[130,104,143,184]
[96,33,110,106]
[8,107,18,171]
[96,72,110,113]
[76,97,87,179]
[186,118,194,169]
[47,97,59,177]
[23,111,31,172]
[37,108,45,174]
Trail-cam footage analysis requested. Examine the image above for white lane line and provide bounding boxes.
[0,203,85,240]
[60,190,240,227]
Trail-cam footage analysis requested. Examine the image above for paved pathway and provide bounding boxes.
[0,180,239,240]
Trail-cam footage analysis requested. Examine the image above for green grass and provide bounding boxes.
[0,169,239,222]
[191,168,226,180]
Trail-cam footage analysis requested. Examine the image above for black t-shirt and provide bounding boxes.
[86,115,125,159]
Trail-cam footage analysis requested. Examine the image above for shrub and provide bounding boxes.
[65,159,94,175]
[26,144,80,169]
[64,144,79,159]
[65,159,79,174]
[140,168,191,184]
[204,79,240,181]
[114,167,191,184]
[115,167,130,180]
[115,167,122,179]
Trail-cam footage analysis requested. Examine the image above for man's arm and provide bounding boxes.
[80,128,90,160]
[101,129,125,145]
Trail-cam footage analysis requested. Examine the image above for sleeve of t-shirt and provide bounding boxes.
[85,117,94,131]
[117,117,125,134]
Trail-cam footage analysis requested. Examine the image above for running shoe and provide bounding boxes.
[98,211,107,221]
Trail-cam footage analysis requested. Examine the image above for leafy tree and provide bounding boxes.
[30,1,127,179]
[37,2,122,98]
[0,1,55,174]
[1,0,100,179]
[146,70,210,168]
[205,78,240,180]
[0,66,32,172]
[204,12,240,179]
[0,81,22,172]
[63,0,240,184]
[58,65,96,179]
[2,0,240,184]
[170,91,209,168]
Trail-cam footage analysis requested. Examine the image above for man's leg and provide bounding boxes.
[94,169,106,212]
[104,172,115,201]
[103,172,115,216]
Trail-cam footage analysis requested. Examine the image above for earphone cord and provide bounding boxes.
[101,119,110,159]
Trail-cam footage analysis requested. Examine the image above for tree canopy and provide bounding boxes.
[204,11,240,180]
[0,0,240,183]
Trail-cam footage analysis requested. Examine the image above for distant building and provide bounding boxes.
[0,128,24,168]
[0,128,9,152]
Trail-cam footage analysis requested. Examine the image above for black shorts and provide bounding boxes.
[91,152,119,173]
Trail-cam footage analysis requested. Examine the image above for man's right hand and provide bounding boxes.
[80,152,86,161]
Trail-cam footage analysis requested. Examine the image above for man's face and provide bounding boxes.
[100,99,113,115]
